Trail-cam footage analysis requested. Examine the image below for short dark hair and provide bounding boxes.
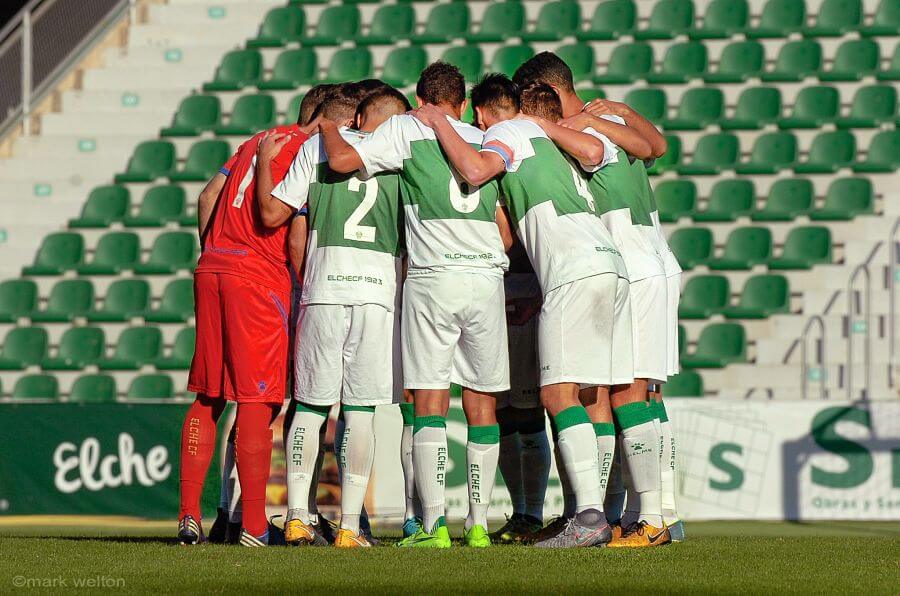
[512,52,575,94]
[356,86,412,122]
[343,79,390,105]
[416,61,466,108]
[470,73,520,119]
[316,86,358,123]
[520,83,563,122]
[297,83,335,125]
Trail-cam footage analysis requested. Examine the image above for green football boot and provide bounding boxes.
[464,524,491,547]
[397,521,451,548]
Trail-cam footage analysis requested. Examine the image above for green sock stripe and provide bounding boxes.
[553,406,591,432]
[613,401,655,429]
[342,405,376,413]
[296,402,330,417]
[468,424,500,444]
[413,415,446,434]
[593,422,616,437]
[399,402,415,426]
[657,400,669,423]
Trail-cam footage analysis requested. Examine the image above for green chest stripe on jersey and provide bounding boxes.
[631,158,659,214]
[499,137,595,225]
[585,148,654,226]
[308,164,403,255]
[399,138,501,222]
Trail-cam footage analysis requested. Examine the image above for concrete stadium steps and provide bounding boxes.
[700,363,896,400]
[0,369,190,400]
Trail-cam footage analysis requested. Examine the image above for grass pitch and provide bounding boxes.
[1,519,897,594]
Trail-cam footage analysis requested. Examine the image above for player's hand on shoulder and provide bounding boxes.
[583,99,627,118]
[257,131,292,163]
[410,104,444,128]
[557,113,589,131]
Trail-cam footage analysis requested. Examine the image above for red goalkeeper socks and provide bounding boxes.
[235,402,279,537]
[179,394,225,520]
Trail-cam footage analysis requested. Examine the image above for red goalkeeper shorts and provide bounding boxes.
[188,272,290,403]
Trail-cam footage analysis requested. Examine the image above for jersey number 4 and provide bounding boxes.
[344,176,378,243]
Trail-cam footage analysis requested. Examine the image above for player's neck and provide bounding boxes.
[432,103,461,121]
[560,92,584,119]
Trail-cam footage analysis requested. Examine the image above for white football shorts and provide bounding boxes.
[497,314,541,409]
[665,272,682,377]
[630,275,669,383]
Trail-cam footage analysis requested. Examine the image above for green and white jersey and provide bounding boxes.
[352,114,508,278]
[481,117,628,295]
[637,157,682,277]
[579,116,665,282]
[273,129,403,310]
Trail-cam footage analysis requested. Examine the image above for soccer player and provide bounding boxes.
[491,245,550,544]
[178,87,312,548]
[319,62,513,548]
[413,74,633,548]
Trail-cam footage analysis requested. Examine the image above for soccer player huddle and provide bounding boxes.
[177,52,684,550]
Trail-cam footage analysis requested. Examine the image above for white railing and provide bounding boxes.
[889,218,899,390]
[801,315,827,400]
[846,263,871,401]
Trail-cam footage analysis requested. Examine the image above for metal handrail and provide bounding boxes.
[846,264,871,401]
[889,218,899,389]
[801,315,827,400]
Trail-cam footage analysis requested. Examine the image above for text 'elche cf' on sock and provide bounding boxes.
[614,401,663,528]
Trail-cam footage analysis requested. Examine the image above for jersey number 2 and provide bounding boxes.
[344,176,378,242]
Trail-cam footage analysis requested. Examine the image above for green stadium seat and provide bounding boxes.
[594,42,653,84]
[704,40,763,83]
[707,226,773,270]
[810,178,874,221]
[323,48,372,83]
[794,130,856,173]
[655,180,696,222]
[169,140,231,183]
[161,95,220,137]
[22,232,84,276]
[761,40,822,82]
[284,93,305,125]
[803,0,862,37]
[97,327,163,371]
[42,326,105,371]
[623,88,667,124]
[663,370,704,397]
[30,279,94,323]
[721,87,782,130]
[491,45,535,78]
[735,131,797,175]
[145,279,194,323]
[634,0,695,39]
[0,280,37,322]
[77,231,140,275]
[202,49,262,91]
[677,132,739,175]
[690,0,748,38]
[441,46,483,83]
[69,185,130,228]
[723,274,791,319]
[214,95,275,136]
[124,185,186,228]
[522,0,581,42]
[357,4,414,45]
[578,0,636,40]
[127,374,175,399]
[247,6,305,48]
[646,42,707,84]
[678,324,687,356]
[752,179,813,221]
[669,227,713,269]
[768,226,832,269]
[133,231,197,274]
[114,140,175,183]
[289,0,328,4]
[778,86,839,129]
[155,327,196,370]
[412,2,469,43]
[70,374,117,402]
[466,1,525,42]
[257,49,317,91]
[302,5,359,46]
[747,0,806,38]
[678,274,730,319]
[681,322,747,368]
[876,44,900,81]
[557,43,595,83]
[87,279,150,322]
[853,129,900,172]
[664,88,723,130]
[381,46,427,88]
[692,179,755,222]
[0,326,48,370]
[861,0,900,36]
[837,85,897,128]
[646,135,681,175]
[12,374,59,399]
[819,39,880,81]
[578,89,606,103]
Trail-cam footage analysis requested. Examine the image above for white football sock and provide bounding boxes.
[554,407,602,513]
[399,403,420,520]
[307,422,327,519]
[554,441,577,518]
[339,407,376,535]
[519,429,550,522]
[619,419,663,527]
[498,431,524,515]
[595,426,616,504]
[286,405,328,524]
[659,410,679,525]
[413,417,448,532]
[604,440,626,524]
[466,425,500,531]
